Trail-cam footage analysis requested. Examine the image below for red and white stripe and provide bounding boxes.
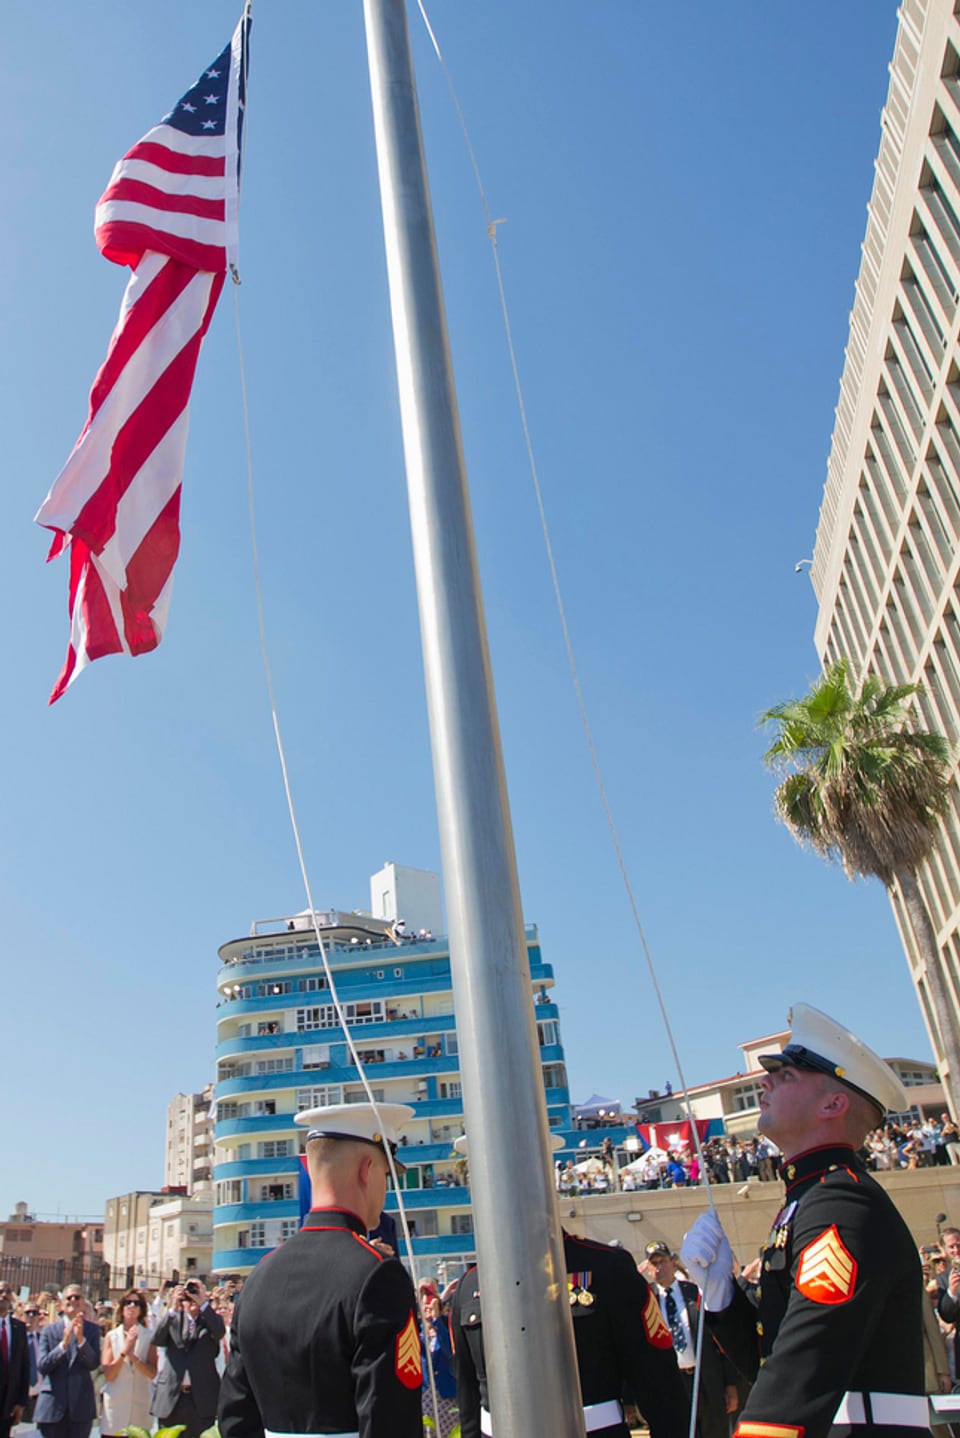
[95,124,232,273]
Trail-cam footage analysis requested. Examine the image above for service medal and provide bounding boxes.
[578,1290,595,1307]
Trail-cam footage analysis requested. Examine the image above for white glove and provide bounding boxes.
[679,1211,735,1311]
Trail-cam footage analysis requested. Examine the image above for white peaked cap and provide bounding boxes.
[454,1132,565,1156]
[758,1003,907,1116]
[295,1101,415,1165]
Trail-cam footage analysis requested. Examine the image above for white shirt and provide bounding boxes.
[656,1279,695,1369]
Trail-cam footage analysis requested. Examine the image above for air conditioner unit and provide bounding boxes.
[416,1082,428,1093]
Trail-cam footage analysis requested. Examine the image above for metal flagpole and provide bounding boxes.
[362,2,586,1435]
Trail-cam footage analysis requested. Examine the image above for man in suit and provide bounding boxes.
[153,1280,225,1438]
[0,1281,30,1438]
[21,1298,45,1421]
[645,1243,740,1438]
[34,1286,101,1438]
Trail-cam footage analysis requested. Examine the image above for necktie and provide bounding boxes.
[664,1288,687,1354]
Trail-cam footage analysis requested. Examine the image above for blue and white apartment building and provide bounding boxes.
[212,863,573,1278]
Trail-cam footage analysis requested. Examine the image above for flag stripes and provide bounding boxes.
[36,14,249,702]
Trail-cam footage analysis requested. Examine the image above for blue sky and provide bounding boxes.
[0,2,913,1220]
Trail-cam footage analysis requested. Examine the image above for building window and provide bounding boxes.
[542,1063,567,1091]
[730,1082,764,1113]
[279,1219,300,1241]
[450,1214,474,1236]
[248,1222,267,1247]
[537,1020,559,1047]
[259,1183,295,1202]
[345,1087,385,1103]
[445,1034,458,1056]
[216,1180,243,1205]
[301,1046,331,1069]
[439,1081,462,1100]
[296,1085,343,1109]
[253,1100,277,1116]
[297,1001,385,1031]
[257,1140,294,1160]
[255,1057,295,1075]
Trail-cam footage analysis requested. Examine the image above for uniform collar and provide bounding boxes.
[779,1143,861,1194]
[302,1206,367,1235]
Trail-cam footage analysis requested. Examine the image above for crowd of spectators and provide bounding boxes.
[556,1135,782,1194]
[865,1115,960,1169]
[556,1114,960,1194]
[3,1276,246,1436]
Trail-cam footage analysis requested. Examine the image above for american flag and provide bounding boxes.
[35,10,250,703]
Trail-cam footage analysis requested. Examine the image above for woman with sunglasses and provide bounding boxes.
[98,1292,157,1438]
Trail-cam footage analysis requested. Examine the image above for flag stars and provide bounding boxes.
[205,68,222,79]
[203,93,220,105]
[181,101,197,113]
[201,120,217,130]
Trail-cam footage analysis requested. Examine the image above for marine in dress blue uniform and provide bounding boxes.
[218,1102,422,1438]
[681,1005,930,1438]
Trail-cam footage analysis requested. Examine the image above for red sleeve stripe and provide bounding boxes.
[735,1424,804,1438]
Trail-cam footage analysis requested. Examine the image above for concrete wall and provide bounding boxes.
[563,1166,960,1264]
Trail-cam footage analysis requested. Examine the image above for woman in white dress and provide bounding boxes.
[99,1290,158,1436]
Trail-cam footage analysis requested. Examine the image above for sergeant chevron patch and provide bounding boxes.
[395,1311,422,1388]
[795,1225,857,1304]
[642,1287,674,1349]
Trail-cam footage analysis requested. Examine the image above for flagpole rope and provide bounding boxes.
[229,15,440,1420]
[413,5,719,1428]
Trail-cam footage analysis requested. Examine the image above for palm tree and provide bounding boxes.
[760,657,960,1119]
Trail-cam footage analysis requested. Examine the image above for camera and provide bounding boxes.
[184,1281,201,1295]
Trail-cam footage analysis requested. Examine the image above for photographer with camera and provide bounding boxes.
[152,1280,225,1438]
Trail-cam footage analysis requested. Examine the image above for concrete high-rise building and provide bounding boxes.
[813,0,960,1088]
[165,1084,216,1196]
[212,866,573,1278]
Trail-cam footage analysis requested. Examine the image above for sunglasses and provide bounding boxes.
[63,1295,82,1302]
[123,1299,142,1307]
[24,1309,40,1316]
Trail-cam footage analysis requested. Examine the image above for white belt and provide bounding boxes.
[480,1399,623,1434]
[833,1393,930,1428]
[265,1431,359,1438]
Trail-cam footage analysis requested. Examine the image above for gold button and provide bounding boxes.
[756,1287,762,1300]
[764,1261,771,1272]
[756,1321,763,1336]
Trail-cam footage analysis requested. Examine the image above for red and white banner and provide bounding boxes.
[635,1119,711,1153]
